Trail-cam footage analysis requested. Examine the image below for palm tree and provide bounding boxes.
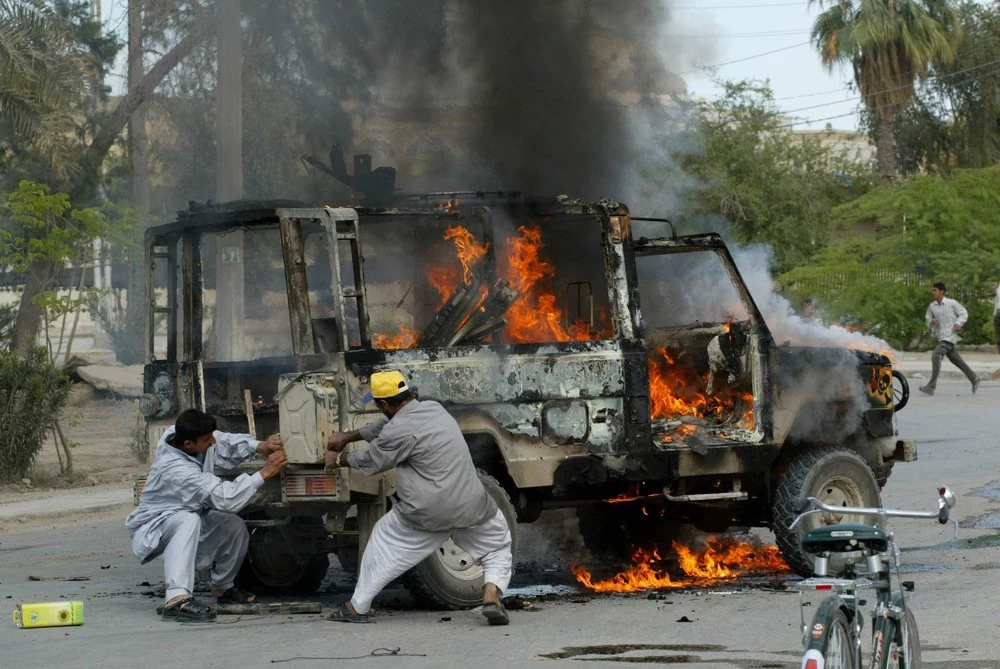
[0,0,88,179]
[811,0,960,180]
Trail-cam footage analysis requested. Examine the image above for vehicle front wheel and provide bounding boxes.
[404,472,519,610]
[772,447,881,577]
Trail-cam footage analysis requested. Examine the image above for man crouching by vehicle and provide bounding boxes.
[126,409,287,622]
[324,370,513,625]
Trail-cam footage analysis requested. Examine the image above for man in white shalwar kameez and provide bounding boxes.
[324,370,513,625]
[126,409,287,622]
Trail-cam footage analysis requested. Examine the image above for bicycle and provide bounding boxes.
[790,486,957,669]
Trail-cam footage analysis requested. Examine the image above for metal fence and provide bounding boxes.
[803,269,998,304]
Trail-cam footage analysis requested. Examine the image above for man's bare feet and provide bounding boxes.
[482,582,502,606]
[165,594,187,608]
[481,582,509,625]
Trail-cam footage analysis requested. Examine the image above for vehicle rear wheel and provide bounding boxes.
[236,519,331,595]
[772,447,881,577]
[404,472,519,610]
[577,502,682,563]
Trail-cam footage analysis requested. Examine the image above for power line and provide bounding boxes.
[673,1,808,8]
[780,58,1000,115]
[774,86,853,101]
[681,41,811,75]
[778,63,1000,128]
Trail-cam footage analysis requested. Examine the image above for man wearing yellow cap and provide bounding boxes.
[324,370,513,625]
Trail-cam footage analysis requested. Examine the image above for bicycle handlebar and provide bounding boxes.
[789,486,956,531]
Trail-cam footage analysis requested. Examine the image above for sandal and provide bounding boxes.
[482,602,509,626]
[162,597,216,623]
[326,603,373,623]
[215,586,256,604]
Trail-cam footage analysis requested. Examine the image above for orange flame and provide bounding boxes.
[500,225,606,343]
[572,537,789,592]
[374,222,610,348]
[439,198,461,215]
[444,225,489,285]
[649,348,754,429]
[373,327,420,350]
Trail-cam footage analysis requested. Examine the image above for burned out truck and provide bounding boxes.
[137,193,914,606]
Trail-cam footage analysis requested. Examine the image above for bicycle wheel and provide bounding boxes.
[872,595,922,669]
[803,598,857,669]
[872,614,898,669]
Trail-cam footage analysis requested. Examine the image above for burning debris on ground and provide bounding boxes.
[572,534,790,594]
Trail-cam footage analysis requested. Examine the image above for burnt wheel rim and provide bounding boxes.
[816,475,867,525]
[433,538,483,582]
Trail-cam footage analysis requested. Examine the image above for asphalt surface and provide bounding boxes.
[2,379,1000,668]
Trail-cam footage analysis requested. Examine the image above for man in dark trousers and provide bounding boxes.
[127,409,287,622]
[920,282,981,395]
[324,370,513,625]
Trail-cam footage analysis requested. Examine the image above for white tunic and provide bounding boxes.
[126,427,263,561]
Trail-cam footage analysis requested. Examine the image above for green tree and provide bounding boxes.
[0,180,136,361]
[2,1,212,357]
[682,80,876,273]
[888,1,1000,174]
[780,165,1000,348]
[811,0,961,181]
[0,0,88,179]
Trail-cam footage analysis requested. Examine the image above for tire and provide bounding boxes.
[891,370,909,413]
[875,594,920,669]
[872,461,894,490]
[772,447,882,577]
[236,520,331,595]
[804,601,857,669]
[404,471,519,610]
[872,613,901,669]
[577,502,682,563]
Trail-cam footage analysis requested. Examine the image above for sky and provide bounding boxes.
[97,0,988,134]
[671,1,861,131]
[97,0,860,132]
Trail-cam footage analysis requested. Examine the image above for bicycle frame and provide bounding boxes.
[791,487,956,669]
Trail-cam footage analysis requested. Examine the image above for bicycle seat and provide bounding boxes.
[801,523,888,554]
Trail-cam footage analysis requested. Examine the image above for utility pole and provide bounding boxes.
[125,0,149,360]
[215,0,244,361]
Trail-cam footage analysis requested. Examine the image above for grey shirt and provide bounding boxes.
[348,399,497,533]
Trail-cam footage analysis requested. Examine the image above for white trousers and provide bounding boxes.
[351,507,513,614]
[152,510,250,602]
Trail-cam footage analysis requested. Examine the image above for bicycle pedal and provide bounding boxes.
[902,581,915,592]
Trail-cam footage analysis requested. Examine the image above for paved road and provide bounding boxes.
[2,379,999,668]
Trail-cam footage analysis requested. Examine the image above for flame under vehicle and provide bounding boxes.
[138,192,914,606]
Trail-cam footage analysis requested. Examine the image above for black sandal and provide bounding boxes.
[215,586,256,604]
[326,604,373,623]
[482,602,509,626]
[162,597,216,623]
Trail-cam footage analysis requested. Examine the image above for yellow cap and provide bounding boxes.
[363,370,409,403]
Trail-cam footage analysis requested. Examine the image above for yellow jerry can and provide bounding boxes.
[12,601,85,628]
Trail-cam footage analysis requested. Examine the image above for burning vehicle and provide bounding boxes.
[137,187,913,606]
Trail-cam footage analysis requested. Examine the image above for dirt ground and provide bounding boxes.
[0,394,147,493]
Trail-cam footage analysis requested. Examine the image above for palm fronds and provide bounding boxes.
[0,0,89,177]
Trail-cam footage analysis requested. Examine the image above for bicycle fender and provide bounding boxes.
[804,595,854,655]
